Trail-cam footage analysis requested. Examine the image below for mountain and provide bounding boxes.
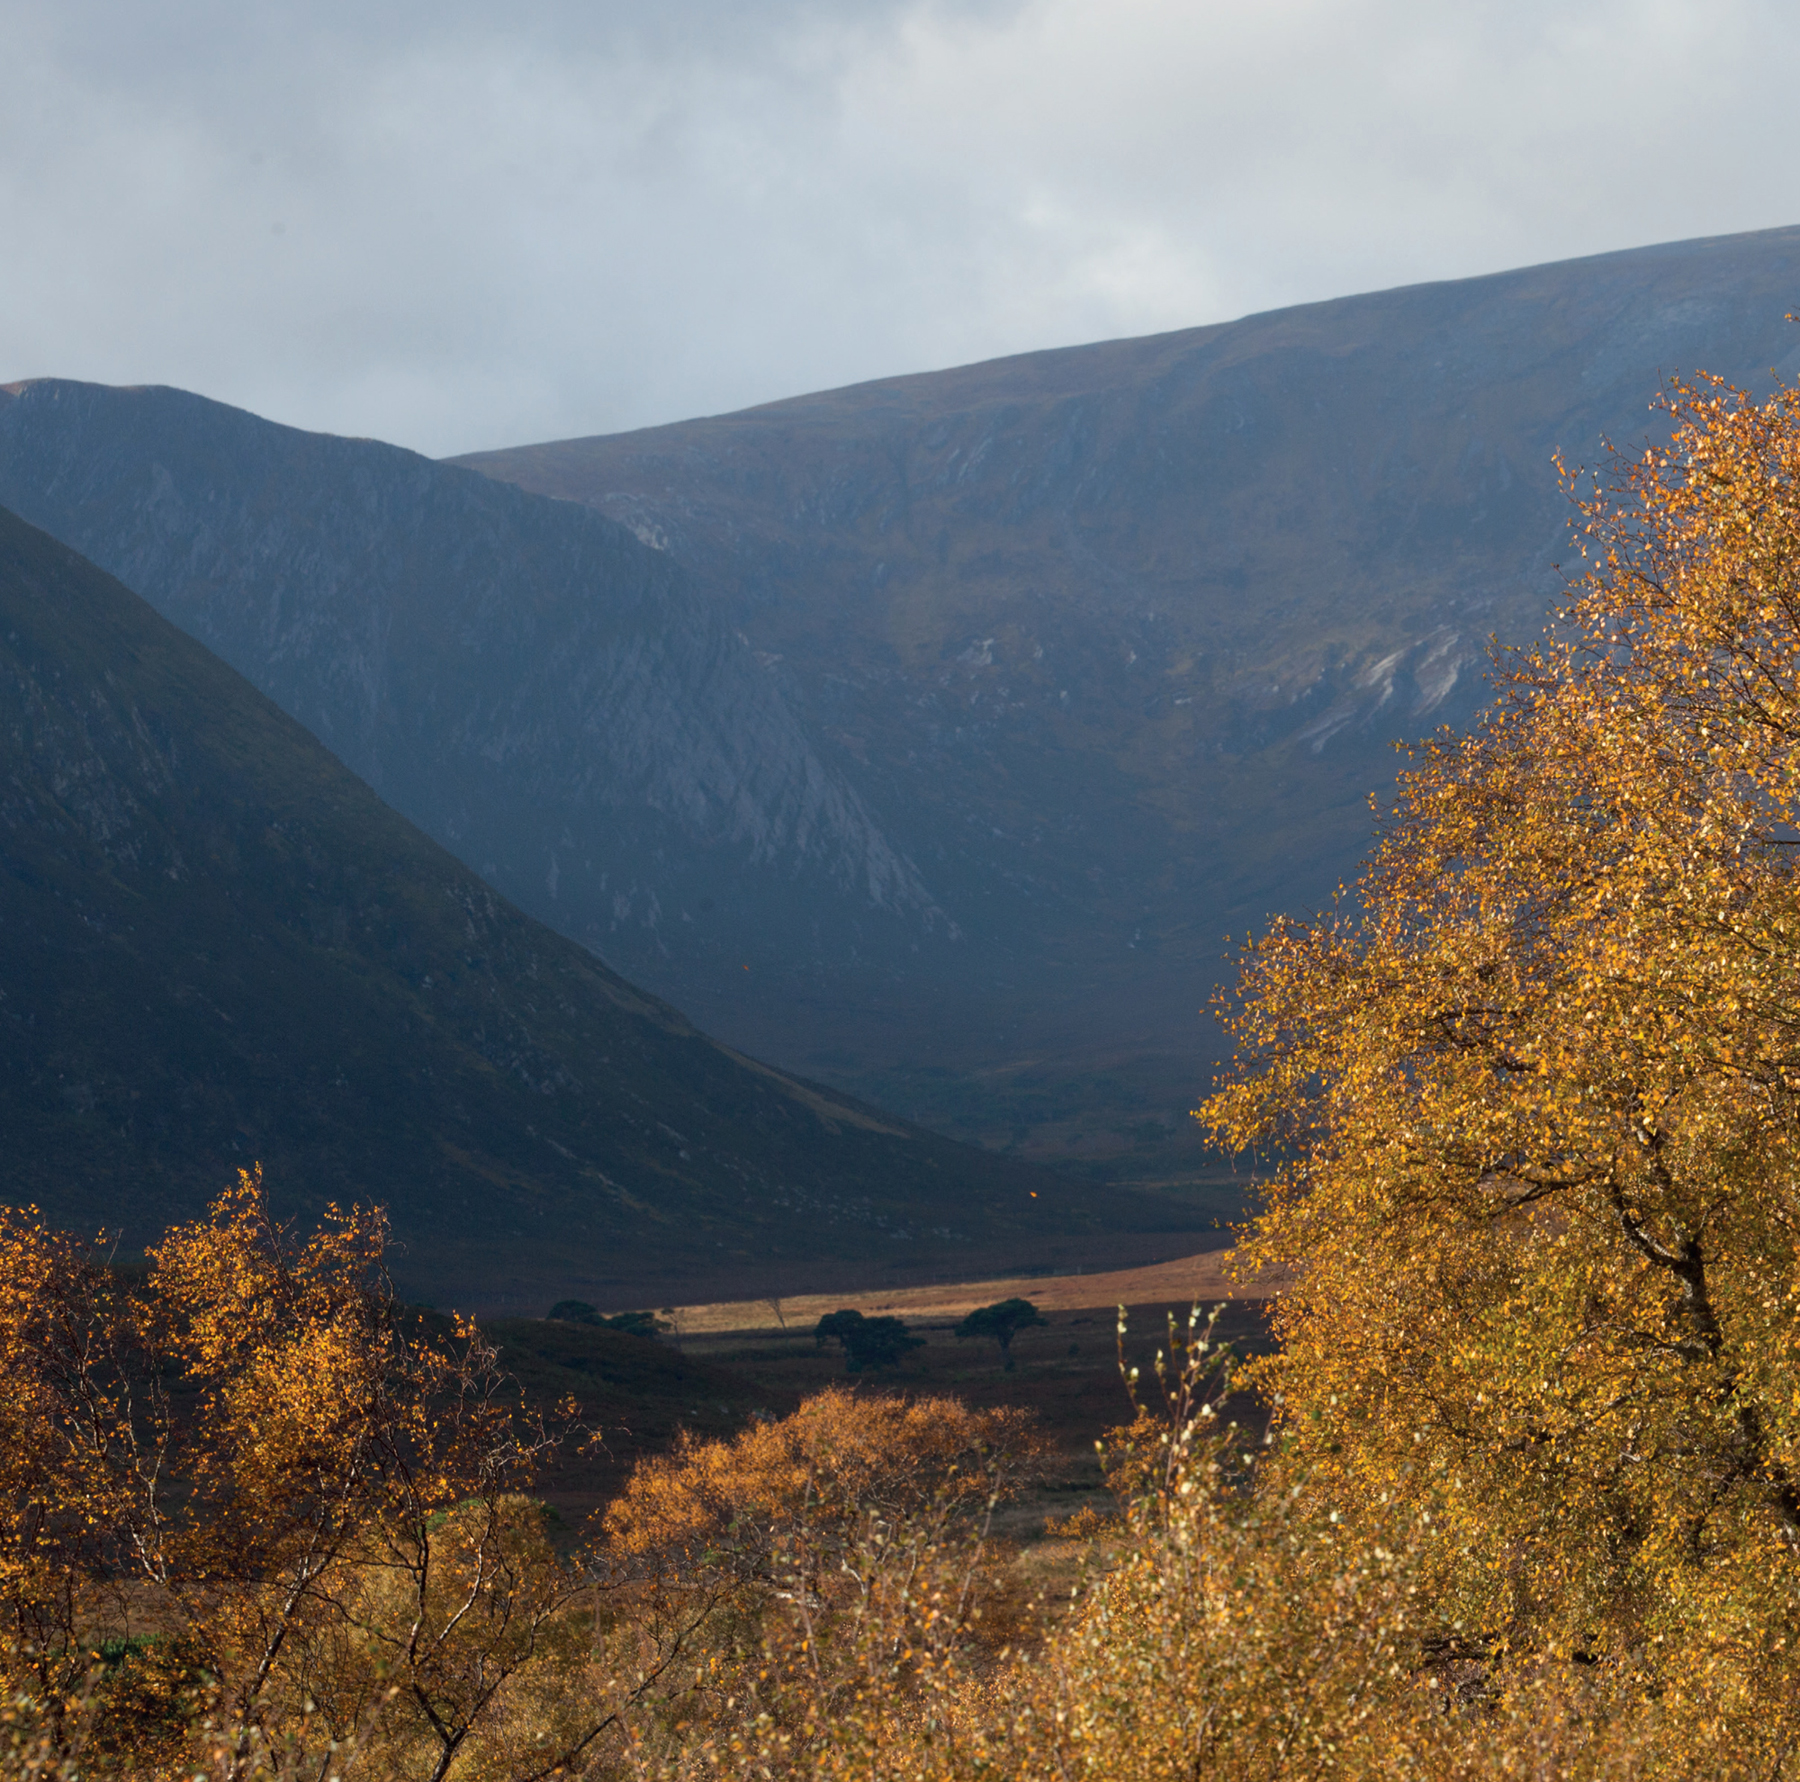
[0,504,1188,1310]
[0,379,955,1073]
[451,226,1800,1144]
[8,228,1800,1166]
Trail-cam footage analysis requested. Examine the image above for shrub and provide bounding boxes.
[603,1386,1046,1775]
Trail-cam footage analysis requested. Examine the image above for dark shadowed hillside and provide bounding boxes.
[9,229,1800,1170]
[0,380,959,1093]
[454,226,1800,1149]
[0,506,1193,1309]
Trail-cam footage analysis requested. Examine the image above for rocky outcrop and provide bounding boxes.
[0,503,1149,1306]
[0,381,945,1053]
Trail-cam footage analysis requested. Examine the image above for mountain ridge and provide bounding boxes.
[625,225,1799,427]
[449,222,1800,1144]
[0,503,1188,1309]
[10,228,1800,1164]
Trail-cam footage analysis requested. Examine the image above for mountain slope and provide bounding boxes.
[451,225,1800,1140]
[0,380,954,1067]
[0,505,1180,1308]
[11,229,1800,1165]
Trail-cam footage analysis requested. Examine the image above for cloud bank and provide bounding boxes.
[4,0,1795,455]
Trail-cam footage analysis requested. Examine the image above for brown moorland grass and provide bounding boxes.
[650,1242,1284,1337]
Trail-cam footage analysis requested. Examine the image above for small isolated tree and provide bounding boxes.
[547,1297,600,1323]
[813,1308,925,1373]
[549,1300,668,1338]
[601,1308,671,1339]
[955,1296,1046,1369]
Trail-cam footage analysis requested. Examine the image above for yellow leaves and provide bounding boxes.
[1196,365,1800,1707]
[149,1168,390,1393]
[607,1388,1041,1585]
[0,1172,592,1778]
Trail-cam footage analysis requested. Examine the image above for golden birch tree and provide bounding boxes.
[1203,372,1800,1725]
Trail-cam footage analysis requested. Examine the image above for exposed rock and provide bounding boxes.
[0,503,1161,1306]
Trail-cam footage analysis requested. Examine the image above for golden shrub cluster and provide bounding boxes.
[0,1180,1047,1780]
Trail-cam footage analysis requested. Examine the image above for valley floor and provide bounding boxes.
[660,1240,1283,1336]
[508,1245,1281,1531]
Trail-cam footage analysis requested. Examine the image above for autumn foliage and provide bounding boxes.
[0,1180,1047,1778]
[606,1387,1040,1582]
[20,367,1800,1775]
[0,1171,601,1779]
[1201,370,1800,1753]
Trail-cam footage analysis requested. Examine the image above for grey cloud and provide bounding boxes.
[3,0,1797,456]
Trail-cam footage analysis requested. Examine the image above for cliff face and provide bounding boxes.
[10,229,1800,1162]
[0,381,950,1062]
[0,503,1149,1308]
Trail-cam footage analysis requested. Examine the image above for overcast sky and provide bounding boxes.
[4,0,1797,458]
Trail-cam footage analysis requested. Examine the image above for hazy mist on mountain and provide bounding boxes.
[8,227,1800,1168]
[0,503,1177,1308]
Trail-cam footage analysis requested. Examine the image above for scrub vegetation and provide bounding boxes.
[12,371,1800,1775]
